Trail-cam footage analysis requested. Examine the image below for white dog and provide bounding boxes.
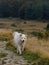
[13,32,27,54]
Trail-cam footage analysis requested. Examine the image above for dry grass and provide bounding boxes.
[0,19,49,65]
[0,29,49,58]
[25,37,49,58]
[0,18,49,58]
[0,29,13,41]
[0,19,48,33]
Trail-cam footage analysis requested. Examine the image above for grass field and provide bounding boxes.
[0,18,49,64]
[0,18,48,33]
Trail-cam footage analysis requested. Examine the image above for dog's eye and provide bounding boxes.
[24,38,26,39]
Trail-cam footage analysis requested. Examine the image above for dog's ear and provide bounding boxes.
[13,32,16,36]
[13,32,18,36]
[20,33,22,37]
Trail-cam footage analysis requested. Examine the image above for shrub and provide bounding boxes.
[15,29,24,33]
[11,23,17,27]
[0,53,7,58]
[46,24,49,30]
[30,31,44,39]
[30,31,48,39]
[44,24,49,39]
[24,22,27,24]
[29,25,36,27]
[44,31,49,39]
[0,33,12,41]
[0,23,5,28]
[30,31,38,36]
[0,36,8,41]
[37,32,44,39]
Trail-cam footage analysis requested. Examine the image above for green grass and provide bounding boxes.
[23,51,49,65]
[37,58,49,65]
[30,31,49,40]
[0,53,7,58]
[0,36,8,41]
[30,31,38,36]
[22,50,40,63]
[11,23,17,27]
[6,42,17,53]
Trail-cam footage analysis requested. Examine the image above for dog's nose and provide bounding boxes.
[22,40,24,43]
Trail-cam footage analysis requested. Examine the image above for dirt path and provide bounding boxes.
[0,41,29,65]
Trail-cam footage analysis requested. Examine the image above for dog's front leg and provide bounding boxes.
[18,46,22,55]
[22,43,25,52]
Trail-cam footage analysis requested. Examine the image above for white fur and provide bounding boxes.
[13,32,27,54]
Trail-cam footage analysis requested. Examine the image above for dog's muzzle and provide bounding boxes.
[22,40,24,43]
[20,40,24,46]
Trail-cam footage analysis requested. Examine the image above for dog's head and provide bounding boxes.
[20,34,27,43]
[13,32,27,44]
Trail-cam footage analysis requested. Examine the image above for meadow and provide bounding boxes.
[0,18,49,65]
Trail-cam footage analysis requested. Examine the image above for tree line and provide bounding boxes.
[0,0,49,20]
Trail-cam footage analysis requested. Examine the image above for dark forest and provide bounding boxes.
[0,0,49,20]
